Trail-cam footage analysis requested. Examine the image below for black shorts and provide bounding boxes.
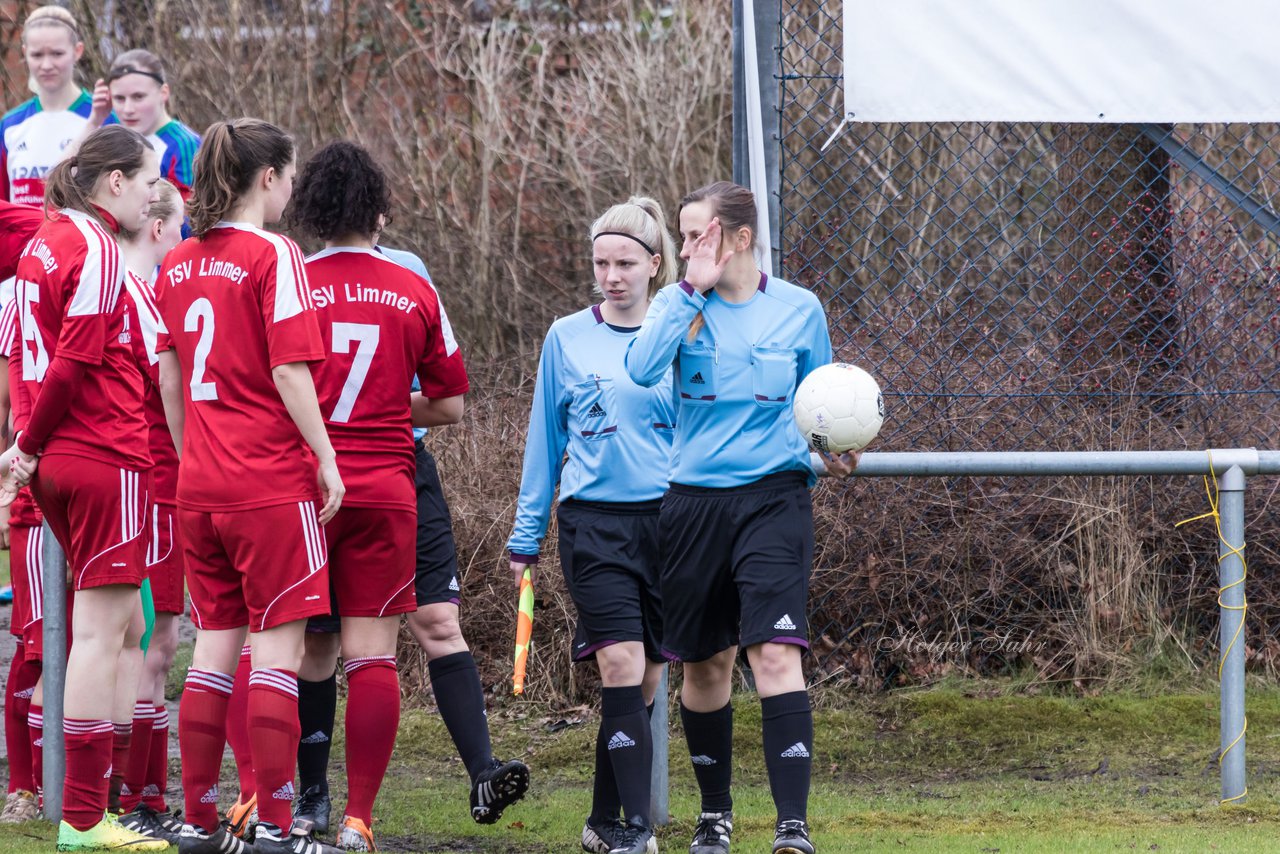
[413,440,461,608]
[557,498,665,664]
[659,471,813,662]
[308,440,460,633]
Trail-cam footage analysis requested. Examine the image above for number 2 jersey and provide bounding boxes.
[155,223,325,512]
[305,247,469,510]
[11,208,150,470]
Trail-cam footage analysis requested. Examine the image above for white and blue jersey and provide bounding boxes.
[626,273,831,488]
[378,245,433,442]
[507,305,676,560]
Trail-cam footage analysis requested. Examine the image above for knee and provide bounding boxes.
[683,654,733,695]
[410,606,466,655]
[595,643,646,687]
[747,642,802,691]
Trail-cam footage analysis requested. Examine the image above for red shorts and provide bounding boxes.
[9,522,37,640]
[31,455,147,591]
[10,523,73,659]
[180,500,330,632]
[145,502,185,615]
[326,506,416,618]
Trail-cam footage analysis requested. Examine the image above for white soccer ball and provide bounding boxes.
[793,363,884,454]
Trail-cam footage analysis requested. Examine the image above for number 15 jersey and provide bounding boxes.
[305,246,469,510]
[156,223,325,511]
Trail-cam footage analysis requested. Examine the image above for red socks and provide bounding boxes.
[108,722,132,811]
[179,669,234,833]
[63,718,113,831]
[121,701,155,812]
[225,646,256,800]
[343,657,399,824]
[4,648,38,794]
[247,669,301,831]
[29,705,43,805]
[143,705,170,812]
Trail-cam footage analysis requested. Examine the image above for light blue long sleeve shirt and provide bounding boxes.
[625,273,831,488]
[507,306,676,560]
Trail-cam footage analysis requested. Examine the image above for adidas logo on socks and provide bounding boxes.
[608,731,636,750]
[781,742,810,758]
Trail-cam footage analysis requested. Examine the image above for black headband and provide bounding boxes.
[594,231,656,256]
[108,66,166,86]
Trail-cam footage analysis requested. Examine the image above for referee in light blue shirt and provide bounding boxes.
[507,197,679,854]
[624,182,857,854]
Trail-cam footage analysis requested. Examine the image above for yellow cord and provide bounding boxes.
[1173,452,1248,804]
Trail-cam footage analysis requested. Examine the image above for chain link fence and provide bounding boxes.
[779,2,1280,687]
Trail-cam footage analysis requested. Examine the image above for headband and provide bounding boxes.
[593,231,656,256]
[108,65,166,86]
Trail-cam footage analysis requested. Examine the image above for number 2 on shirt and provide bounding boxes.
[329,321,380,423]
[185,297,218,401]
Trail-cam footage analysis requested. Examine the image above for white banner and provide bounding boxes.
[843,0,1280,122]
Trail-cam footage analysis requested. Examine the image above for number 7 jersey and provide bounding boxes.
[155,222,325,511]
[305,246,469,509]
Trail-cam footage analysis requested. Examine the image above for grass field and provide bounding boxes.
[3,679,1280,852]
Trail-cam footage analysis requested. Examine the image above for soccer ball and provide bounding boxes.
[793,363,884,454]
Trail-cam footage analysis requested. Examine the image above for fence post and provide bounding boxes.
[733,0,782,273]
[41,523,67,822]
[1217,464,1247,804]
[649,665,669,825]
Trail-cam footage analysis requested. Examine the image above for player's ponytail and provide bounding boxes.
[679,181,758,341]
[188,118,294,238]
[589,196,678,301]
[44,125,152,230]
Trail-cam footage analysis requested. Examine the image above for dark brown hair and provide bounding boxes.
[679,181,758,247]
[188,118,294,238]
[288,140,391,241]
[44,125,153,228]
[679,181,758,339]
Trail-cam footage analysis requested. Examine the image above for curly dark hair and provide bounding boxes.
[288,140,391,241]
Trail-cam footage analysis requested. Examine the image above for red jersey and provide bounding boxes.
[0,202,42,280]
[306,247,469,509]
[0,297,41,527]
[12,209,151,470]
[155,223,325,511]
[122,270,179,502]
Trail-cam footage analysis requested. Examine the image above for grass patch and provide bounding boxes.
[4,685,1280,852]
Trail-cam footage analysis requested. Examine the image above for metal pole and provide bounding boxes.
[41,522,67,822]
[1217,464,1247,804]
[755,0,782,273]
[732,0,747,188]
[649,665,669,825]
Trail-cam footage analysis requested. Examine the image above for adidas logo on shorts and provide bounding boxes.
[449,577,460,592]
[690,371,706,384]
[300,730,330,744]
[14,687,33,699]
[690,755,717,766]
[272,781,295,801]
[587,402,607,418]
[200,786,219,804]
[781,742,810,758]
[608,731,636,750]
[774,614,798,631]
